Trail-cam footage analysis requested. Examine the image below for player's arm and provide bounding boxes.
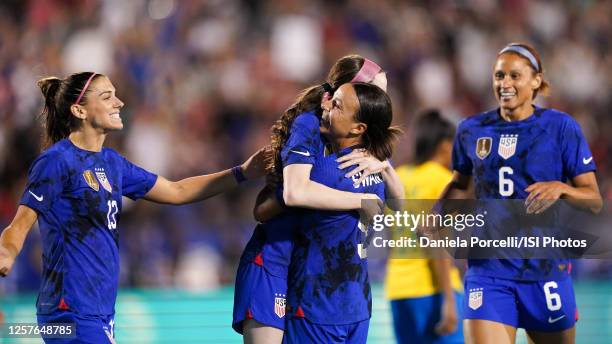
[283,164,381,210]
[0,206,38,277]
[525,171,602,214]
[144,147,268,205]
[438,171,474,200]
[431,258,458,335]
[253,185,284,222]
[336,150,404,210]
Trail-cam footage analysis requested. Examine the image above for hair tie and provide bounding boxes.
[74,73,97,105]
[499,44,540,72]
[351,58,382,83]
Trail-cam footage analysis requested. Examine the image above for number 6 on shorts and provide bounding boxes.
[543,281,562,311]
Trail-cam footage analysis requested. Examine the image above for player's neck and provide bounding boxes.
[330,137,361,154]
[69,130,106,152]
[500,103,534,122]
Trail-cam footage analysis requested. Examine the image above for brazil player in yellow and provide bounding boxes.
[385,110,464,344]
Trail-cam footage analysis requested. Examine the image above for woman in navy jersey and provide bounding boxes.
[232,55,404,343]
[441,43,602,343]
[0,72,268,343]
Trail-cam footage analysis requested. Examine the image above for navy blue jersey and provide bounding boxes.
[20,139,157,316]
[241,111,325,278]
[452,107,596,280]
[288,146,386,325]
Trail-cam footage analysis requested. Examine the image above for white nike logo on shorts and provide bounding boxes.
[583,156,593,164]
[548,315,566,323]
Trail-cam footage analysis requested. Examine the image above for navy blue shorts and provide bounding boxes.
[37,310,115,343]
[464,275,576,332]
[390,292,464,344]
[285,318,369,344]
[232,261,287,334]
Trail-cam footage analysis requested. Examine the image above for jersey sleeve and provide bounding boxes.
[561,117,596,178]
[119,156,158,200]
[20,152,66,214]
[451,121,473,175]
[281,112,320,167]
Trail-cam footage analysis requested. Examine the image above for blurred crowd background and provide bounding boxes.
[1,0,611,294]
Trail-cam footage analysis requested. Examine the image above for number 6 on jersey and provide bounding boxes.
[499,166,514,196]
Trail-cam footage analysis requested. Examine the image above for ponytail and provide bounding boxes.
[36,72,101,148]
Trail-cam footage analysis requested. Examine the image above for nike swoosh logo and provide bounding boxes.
[583,157,593,164]
[548,315,566,323]
[290,150,310,157]
[28,190,44,202]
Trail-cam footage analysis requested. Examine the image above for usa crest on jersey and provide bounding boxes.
[274,293,286,318]
[468,288,483,310]
[476,137,492,160]
[95,168,113,193]
[498,134,518,160]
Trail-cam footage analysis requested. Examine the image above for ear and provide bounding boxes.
[350,122,367,136]
[70,104,87,120]
[531,73,542,90]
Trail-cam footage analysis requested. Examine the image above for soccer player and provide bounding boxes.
[233,55,403,344]
[0,72,268,343]
[384,110,464,344]
[283,82,400,343]
[441,43,602,343]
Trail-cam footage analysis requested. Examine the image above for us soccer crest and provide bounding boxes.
[82,170,100,191]
[468,288,483,310]
[476,137,492,160]
[274,293,286,318]
[498,134,518,160]
[95,169,113,193]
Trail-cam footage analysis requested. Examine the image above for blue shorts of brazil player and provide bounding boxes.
[390,292,464,344]
[285,318,369,344]
[232,260,288,334]
[37,310,115,344]
[464,275,577,331]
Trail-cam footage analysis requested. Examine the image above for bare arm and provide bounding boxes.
[0,206,38,277]
[438,171,474,200]
[283,164,381,210]
[431,258,458,335]
[144,147,269,205]
[253,185,284,222]
[525,171,602,214]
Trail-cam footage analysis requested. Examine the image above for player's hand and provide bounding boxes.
[0,244,16,278]
[435,297,458,336]
[336,149,390,187]
[241,145,272,181]
[525,181,567,214]
[358,194,384,225]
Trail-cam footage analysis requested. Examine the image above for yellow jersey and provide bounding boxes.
[384,161,463,300]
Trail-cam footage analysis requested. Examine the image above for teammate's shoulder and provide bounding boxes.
[38,140,71,161]
[293,111,320,126]
[537,107,581,130]
[457,109,497,131]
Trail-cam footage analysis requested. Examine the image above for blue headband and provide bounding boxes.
[499,45,540,72]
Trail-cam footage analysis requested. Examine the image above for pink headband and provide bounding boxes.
[350,58,382,83]
[74,73,97,105]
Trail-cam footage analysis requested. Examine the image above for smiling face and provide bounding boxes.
[320,83,364,140]
[73,76,125,132]
[493,53,542,115]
